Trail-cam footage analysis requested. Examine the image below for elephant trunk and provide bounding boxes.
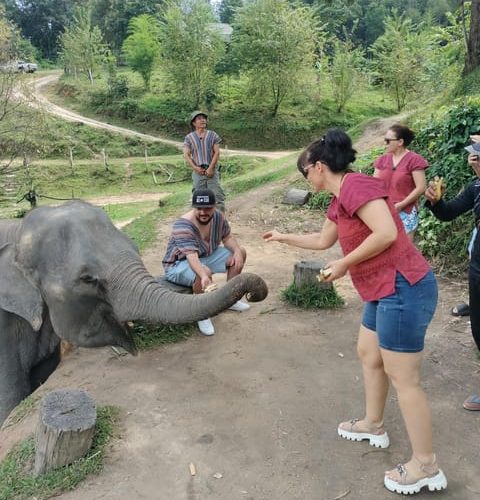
[108,251,268,324]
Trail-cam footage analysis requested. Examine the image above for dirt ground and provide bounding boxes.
[1,105,480,498]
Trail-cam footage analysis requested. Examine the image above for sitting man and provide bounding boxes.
[162,188,250,336]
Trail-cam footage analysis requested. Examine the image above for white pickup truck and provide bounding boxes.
[0,60,38,73]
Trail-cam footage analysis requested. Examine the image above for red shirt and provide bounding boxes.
[327,173,430,301]
[373,151,428,213]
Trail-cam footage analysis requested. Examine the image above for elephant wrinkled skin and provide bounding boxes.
[0,201,268,426]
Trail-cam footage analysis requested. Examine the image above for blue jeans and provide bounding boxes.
[164,247,232,287]
[361,270,438,353]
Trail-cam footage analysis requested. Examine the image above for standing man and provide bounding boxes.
[162,188,250,336]
[184,111,226,211]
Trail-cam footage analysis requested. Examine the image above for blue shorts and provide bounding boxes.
[361,270,438,353]
[164,247,232,287]
[399,207,418,234]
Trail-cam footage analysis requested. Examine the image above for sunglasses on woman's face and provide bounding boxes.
[384,138,400,144]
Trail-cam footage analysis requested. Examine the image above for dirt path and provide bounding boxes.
[4,84,477,500]
[30,73,294,160]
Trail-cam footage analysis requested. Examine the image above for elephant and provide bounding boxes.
[0,200,268,426]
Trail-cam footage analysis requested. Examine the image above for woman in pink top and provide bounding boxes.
[374,124,428,241]
[263,129,446,495]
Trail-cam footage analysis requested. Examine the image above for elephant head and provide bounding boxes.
[0,201,268,424]
[5,201,268,351]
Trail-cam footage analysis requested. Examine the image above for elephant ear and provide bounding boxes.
[0,243,43,331]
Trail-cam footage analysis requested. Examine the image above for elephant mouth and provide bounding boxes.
[117,322,138,355]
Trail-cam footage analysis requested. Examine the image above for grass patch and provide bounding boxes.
[282,283,344,309]
[0,406,119,500]
[132,322,195,350]
[1,395,39,429]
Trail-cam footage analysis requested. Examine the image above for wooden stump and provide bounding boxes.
[282,188,311,206]
[293,261,333,290]
[34,389,96,475]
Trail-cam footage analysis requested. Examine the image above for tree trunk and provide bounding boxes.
[293,261,332,291]
[464,0,480,75]
[34,389,96,476]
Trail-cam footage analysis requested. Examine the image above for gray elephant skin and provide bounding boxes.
[0,201,268,426]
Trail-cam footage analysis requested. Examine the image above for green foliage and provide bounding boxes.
[159,0,225,108]
[218,0,243,23]
[122,15,160,90]
[0,406,119,500]
[232,0,318,117]
[59,7,112,84]
[370,11,425,111]
[132,322,195,350]
[307,191,332,211]
[282,282,344,309]
[325,37,365,113]
[414,97,480,267]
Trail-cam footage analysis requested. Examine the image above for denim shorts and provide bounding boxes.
[399,206,418,234]
[164,246,232,287]
[361,270,438,353]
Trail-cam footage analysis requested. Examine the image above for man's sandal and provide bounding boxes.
[337,418,390,449]
[384,456,447,495]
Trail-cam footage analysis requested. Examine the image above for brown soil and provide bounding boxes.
[2,98,479,499]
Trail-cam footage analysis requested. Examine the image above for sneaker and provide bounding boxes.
[198,318,215,336]
[228,300,251,312]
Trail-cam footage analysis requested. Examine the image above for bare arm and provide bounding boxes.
[394,169,427,211]
[206,143,220,178]
[183,145,204,175]
[223,233,244,273]
[186,252,211,289]
[262,218,338,250]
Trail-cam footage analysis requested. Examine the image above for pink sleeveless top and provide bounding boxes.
[326,173,430,301]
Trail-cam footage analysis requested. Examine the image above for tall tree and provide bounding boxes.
[370,12,425,111]
[159,0,225,108]
[122,15,160,89]
[463,0,480,74]
[4,0,82,59]
[232,0,317,117]
[59,8,111,84]
[218,0,243,23]
[91,0,164,57]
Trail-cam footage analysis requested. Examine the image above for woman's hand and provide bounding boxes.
[393,202,403,212]
[323,259,349,281]
[262,229,284,243]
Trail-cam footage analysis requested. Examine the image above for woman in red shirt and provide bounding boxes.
[263,129,446,495]
[373,124,428,241]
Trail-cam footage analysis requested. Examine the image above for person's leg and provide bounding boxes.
[207,171,226,212]
[358,325,389,427]
[468,268,480,351]
[382,350,434,466]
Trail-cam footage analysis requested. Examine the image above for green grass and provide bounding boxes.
[1,395,40,429]
[0,406,119,500]
[132,322,196,350]
[282,283,345,309]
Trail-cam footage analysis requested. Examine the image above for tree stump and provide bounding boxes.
[34,389,97,476]
[293,260,333,290]
[282,188,311,206]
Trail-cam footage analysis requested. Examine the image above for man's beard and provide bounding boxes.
[196,214,214,225]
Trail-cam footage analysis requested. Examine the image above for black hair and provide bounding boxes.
[297,128,357,177]
[388,124,415,146]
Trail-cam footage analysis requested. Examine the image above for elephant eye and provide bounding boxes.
[80,274,98,285]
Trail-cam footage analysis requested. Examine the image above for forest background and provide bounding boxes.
[0,0,480,268]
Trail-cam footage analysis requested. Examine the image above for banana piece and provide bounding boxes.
[433,176,443,199]
[203,283,218,293]
[316,268,332,282]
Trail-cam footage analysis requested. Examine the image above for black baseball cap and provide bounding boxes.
[192,189,216,208]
